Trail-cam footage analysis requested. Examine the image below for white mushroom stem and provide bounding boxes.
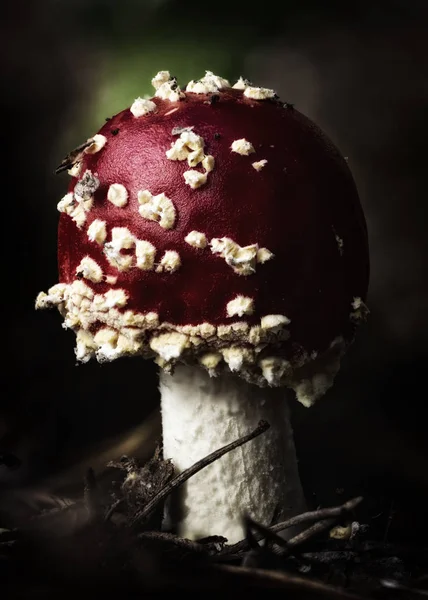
[159,364,306,543]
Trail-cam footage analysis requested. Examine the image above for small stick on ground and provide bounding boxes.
[137,531,211,556]
[222,496,363,555]
[244,515,290,551]
[104,498,123,522]
[285,517,342,550]
[128,420,270,529]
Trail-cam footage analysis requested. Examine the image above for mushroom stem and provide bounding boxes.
[159,364,306,543]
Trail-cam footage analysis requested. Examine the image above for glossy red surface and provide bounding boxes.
[58,88,369,356]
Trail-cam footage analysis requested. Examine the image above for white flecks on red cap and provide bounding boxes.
[156,82,185,102]
[244,86,276,100]
[183,169,207,189]
[202,155,215,172]
[57,191,93,229]
[36,68,368,405]
[57,192,74,214]
[184,230,208,249]
[107,183,129,208]
[151,71,172,90]
[156,250,181,273]
[188,148,205,167]
[93,327,143,362]
[152,71,185,102]
[85,134,107,154]
[75,329,97,361]
[72,201,92,228]
[166,129,214,188]
[261,314,290,332]
[137,190,176,229]
[199,352,223,375]
[104,288,128,308]
[130,97,157,117]
[217,322,249,340]
[179,323,216,338]
[68,161,83,178]
[259,357,292,385]
[35,278,345,397]
[252,159,268,171]
[94,328,118,347]
[186,71,230,94]
[105,275,118,285]
[76,256,103,283]
[231,139,255,156]
[103,227,135,271]
[150,332,189,361]
[210,237,273,276]
[166,130,205,163]
[226,295,255,317]
[232,76,252,90]
[256,247,274,263]
[221,347,254,372]
[135,239,156,270]
[87,219,107,245]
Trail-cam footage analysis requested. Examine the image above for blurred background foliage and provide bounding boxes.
[2,0,428,540]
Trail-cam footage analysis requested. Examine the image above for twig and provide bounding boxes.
[285,517,340,549]
[55,140,92,174]
[222,496,363,555]
[138,531,210,555]
[244,515,290,551]
[128,420,270,529]
[104,498,124,522]
[265,503,283,553]
[301,550,359,564]
[196,535,228,547]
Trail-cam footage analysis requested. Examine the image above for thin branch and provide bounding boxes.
[285,517,340,549]
[128,420,270,529]
[138,531,210,555]
[55,139,92,174]
[222,496,363,555]
[265,503,283,552]
[244,515,290,551]
[104,498,124,522]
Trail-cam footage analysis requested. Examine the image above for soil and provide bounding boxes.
[1,425,427,598]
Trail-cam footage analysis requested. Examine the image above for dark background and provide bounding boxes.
[2,0,427,541]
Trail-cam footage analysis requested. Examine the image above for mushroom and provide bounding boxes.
[36,70,369,543]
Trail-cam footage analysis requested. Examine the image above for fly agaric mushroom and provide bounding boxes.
[36,70,369,543]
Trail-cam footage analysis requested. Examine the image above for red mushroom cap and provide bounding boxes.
[36,72,369,405]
